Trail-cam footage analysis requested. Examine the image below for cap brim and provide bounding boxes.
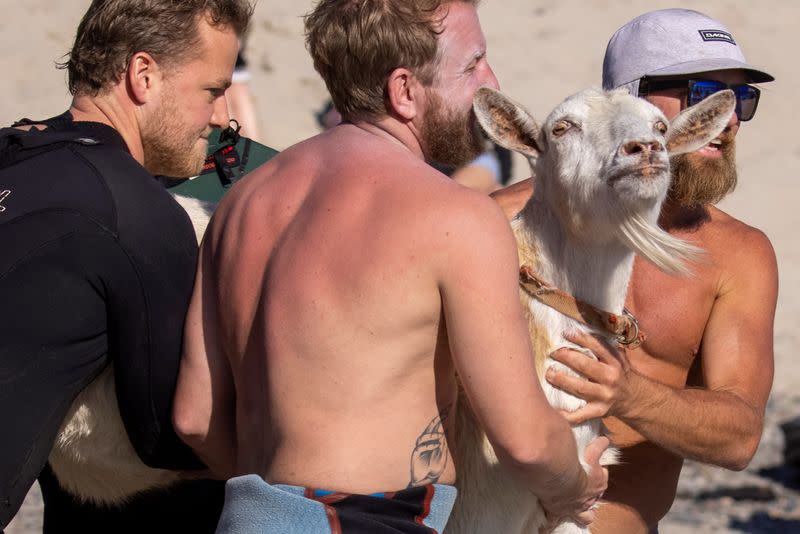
[647,58,774,83]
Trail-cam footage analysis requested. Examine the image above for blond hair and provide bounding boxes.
[63,0,254,95]
[305,0,479,121]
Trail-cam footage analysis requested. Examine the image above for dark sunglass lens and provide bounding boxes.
[688,82,760,121]
[737,97,755,121]
[735,85,760,121]
[688,81,724,106]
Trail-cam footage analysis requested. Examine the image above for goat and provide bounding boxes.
[445,87,735,534]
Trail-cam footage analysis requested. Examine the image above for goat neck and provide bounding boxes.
[515,195,634,315]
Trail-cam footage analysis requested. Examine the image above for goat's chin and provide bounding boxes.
[608,171,671,205]
[616,212,703,276]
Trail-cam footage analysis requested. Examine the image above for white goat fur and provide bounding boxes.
[48,194,215,504]
[445,87,735,534]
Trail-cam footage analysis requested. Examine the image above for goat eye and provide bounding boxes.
[654,121,668,135]
[552,120,571,137]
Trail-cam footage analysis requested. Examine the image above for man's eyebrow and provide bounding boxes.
[210,78,233,89]
[464,49,485,68]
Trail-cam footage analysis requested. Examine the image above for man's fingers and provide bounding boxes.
[584,436,611,464]
[565,332,624,365]
[564,331,602,350]
[561,406,603,425]
[547,368,615,420]
[546,368,602,399]
[550,348,602,377]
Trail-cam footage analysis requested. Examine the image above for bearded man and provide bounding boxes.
[0,1,252,532]
[493,9,778,534]
[174,1,609,532]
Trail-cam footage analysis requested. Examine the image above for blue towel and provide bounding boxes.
[215,474,457,533]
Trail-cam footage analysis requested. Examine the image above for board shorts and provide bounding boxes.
[215,474,457,533]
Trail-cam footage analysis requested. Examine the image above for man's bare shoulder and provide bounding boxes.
[695,206,778,298]
[206,137,322,238]
[703,205,776,263]
[415,171,517,245]
[305,130,516,242]
[346,152,519,276]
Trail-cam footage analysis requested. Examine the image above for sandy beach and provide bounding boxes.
[2,1,798,532]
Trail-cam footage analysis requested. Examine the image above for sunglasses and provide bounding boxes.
[638,78,761,122]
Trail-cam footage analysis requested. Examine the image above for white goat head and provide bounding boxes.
[473,87,735,273]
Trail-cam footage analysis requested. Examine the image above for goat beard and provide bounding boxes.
[668,134,738,207]
[421,87,485,169]
[616,211,703,277]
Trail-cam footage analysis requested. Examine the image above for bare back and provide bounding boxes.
[178,115,573,501]
[198,124,468,492]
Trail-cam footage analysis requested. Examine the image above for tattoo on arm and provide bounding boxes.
[408,406,450,488]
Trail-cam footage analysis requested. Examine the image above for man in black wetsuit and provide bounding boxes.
[0,1,253,532]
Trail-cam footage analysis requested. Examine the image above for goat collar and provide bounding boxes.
[518,265,645,349]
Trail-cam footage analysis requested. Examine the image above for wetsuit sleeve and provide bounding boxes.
[64,142,205,472]
[0,127,204,530]
[1,199,201,528]
[106,216,203,471]
[0,213,118,528]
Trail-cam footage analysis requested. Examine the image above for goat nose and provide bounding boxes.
[620,140,664,157]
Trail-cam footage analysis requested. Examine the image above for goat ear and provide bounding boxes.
[666,89,735,155]
[473,87,542,159]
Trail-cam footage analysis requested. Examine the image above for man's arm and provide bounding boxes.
[173,242,238,478]
[547,226,777,470]
[437,190,607,522]
[91,177,216,472]
[0,230,109,528]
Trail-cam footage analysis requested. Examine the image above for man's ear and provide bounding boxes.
[385,67,420,121]
[126,52,162,105]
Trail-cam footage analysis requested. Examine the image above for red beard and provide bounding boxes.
[420,88,485,169]
[668,131,738,207]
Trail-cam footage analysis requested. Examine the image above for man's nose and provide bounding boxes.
[211,94,231,129]
[483,64,500,91]
[727,106,740,129]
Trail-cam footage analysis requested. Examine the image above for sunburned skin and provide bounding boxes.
[175,3,500,493]
[175,5,609,528]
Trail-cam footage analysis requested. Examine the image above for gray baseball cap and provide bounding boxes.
[603,9,774,93]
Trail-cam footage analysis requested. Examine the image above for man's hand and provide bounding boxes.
[546,333,635,424]
[540,435,610,529]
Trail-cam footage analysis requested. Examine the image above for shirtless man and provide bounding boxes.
[492,9,777,534]
[173,1,608,532]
